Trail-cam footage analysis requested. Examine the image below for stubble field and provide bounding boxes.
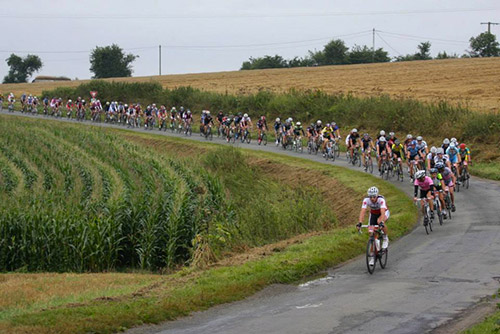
[2,57,500,112]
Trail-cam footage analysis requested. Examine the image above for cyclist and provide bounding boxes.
[281,118,294,148]
[413,170,435,224]
[330,121,341,139]
[240,113,252,140]
[442,138,450,152]
[458,143,471,178]
[406,140,420,180]
[256,116,267,144]
[434,147,451,169]
[391,139,405,172]
[293,121,305,145]
[403,134,413,156]
[376,136,391,174]
[20,93,27,110]
[306,123,318,145]
[32,96,39,113]
[430,167,447,219]
[361,133,375,170]
[7,93,15,111]
[426,146,438,170]
[203,110,214,134]
[42,96,49,114]
[170,107,178,130]
[233,112,243,139]
[446,143,461,181]
[387,132,397,146]
[0,94,3,111]
[415,136,428,170]
[357,186,390,261]
[223,115,233,141]
[184,109,193,132]
[436,162,456,212]
[320,123,335,154]
[216,110,225,132]
[348,128,361,160]
[273,118,282,145]
[377,130,386,141]
[66,99,74,118]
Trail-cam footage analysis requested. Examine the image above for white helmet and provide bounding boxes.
[296,122,301,126]
[380,130,386,136]
[317,120,322,125]
[416,170,426,179]
[437,148,444,154]
[367,186,379,197]
[289,118,293,122]
[352,128,358,133]
[172,107,177,111]
[68,99,72,103]
[206,110,210,115]
[276,117,280,122]
[430,146,437,154]
[389,132,395,137]
[379,136,387,142]
[244,113,248,118]
[443,138,450,145]
[416,136,423,141]
[449,143,456,149]
[406,134,412,139]
[201,110,206,114]
[451,137,457,143]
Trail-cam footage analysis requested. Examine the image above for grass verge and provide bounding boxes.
[0,125,416,334]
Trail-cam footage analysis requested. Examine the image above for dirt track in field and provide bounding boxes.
[2,57,500,111]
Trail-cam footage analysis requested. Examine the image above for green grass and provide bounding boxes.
[0,119,417,334]
[463,305,500,334]
[470,162,500,181]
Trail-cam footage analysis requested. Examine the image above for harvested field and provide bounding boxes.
[2,58,500,111]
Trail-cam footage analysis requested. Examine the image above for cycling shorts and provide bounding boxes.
[419,189,431,199]
[369,210,390,226]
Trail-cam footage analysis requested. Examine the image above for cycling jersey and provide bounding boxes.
[349,133,360,145]
[241,116,251,126]
[257,119,266,129]
[416,140,427,152]
[407,145,419,157]
[203,115,213,126]
[217,112,224,122]
[391,143,404,153]
[446,147,459,164]
[362,196,390,225]
[293,126,304,136]
[274,121,281,131]
[377,141,389,153]
[414,176,435,198]
[361,137,372,150]
[440,167,454,185]
[321,126,334,137]
[459,147,471,161]
[307,127,317,136]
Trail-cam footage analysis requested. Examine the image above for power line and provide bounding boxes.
[0,46,157,54]
[376,32,402,56]
[0,7,497,20]
[481,21,499,33]
[377,30,469,45]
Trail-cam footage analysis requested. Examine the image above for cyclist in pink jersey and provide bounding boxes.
[413,170,435,222]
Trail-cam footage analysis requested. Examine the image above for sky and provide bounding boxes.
[1,0,500,81]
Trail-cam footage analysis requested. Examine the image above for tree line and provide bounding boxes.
[240,31,500,70]
[2,32,499,83]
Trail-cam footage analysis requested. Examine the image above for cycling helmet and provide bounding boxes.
[367,186,379,197]
[460,143,466,150]
[310,123,314,127]
[68,99,72,103]
[317,120,322,125]
[331,122,336,126]
[443,138,450,145]
[406,134,412,139]
[296,122,301,126]
[437,148,444,154]
[276,117,280,122]
[394,139,400,145]
[124,104,128,107]
[82,99,85,103]
[326,123,331,127]
[451,137,457,143]
[430,146,437,154]
[389,132,395,137]
[430,168,438,174]
[380,130,386,136]
[416,170,426,179]
[363,133,369,138]
[449,143,456,149]
[435,162,445,170]
[289,118,293,122]
[244,113,248,118]
[172,107,177,111]
[238,112,242,116]
[261,115,266,120]
[206,110,211,115]
[379,136,387,142]
[180,106,184,111]
[416,136,423,141]
[187,110,191,114]
[352,128,358,133]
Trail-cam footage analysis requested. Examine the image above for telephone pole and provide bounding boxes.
[159,45,162,76]
[372,28,376,62]
[481,22,499,33]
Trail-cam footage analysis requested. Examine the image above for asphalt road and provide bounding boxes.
[1,110,499,334]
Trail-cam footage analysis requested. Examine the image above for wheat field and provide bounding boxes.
[2,57,500,111]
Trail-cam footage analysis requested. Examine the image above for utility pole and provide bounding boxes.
[481,22,499,33]
[159,45,162,76]
[372,28,375,62]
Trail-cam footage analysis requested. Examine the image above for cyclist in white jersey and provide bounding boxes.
[357,186,390,252]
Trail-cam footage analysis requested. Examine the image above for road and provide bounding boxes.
[1,110,499,334]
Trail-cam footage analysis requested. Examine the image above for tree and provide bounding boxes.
[414,41,432,60]
[322,39,349,65]
[3,54,42,83]
[348,45,390,64]
[469,32,500,57]
[90,44,138,78]
[240,55,288,70]
[436,51,458,59]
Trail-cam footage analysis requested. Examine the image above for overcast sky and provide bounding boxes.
[1,0,499,81]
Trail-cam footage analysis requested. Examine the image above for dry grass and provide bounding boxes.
[2,58,500,111]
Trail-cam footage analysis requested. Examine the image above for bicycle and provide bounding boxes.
[380,154,391,180]
[363,152,374,173]
[324,139,335,161]
[459,161,470,190]
[204,125,213,140]
[357,224,388,275]
[257,131,267,145]
[184,123,192,136]
[351,146,361,167]
[394,157,404,182]
[433,191,444,226]
[415,198,433,235]
[444,188,453,220]
[293,136,303,153]
[452,165,460,192]
[307,137,317,154]
[241,129,251,144]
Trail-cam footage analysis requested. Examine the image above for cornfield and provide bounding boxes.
[0,118,233,272]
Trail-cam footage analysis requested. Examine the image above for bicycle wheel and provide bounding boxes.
[445,194,452,220]
[384,163,390,180]
[357,153,362,167]
[424,213,430,235]
[379,246,388,269]
[368,157,373,174]
[331,145,336,161]
[436,200,443,225]
[335,143,340,158]
[428,207,433,232]
[246,133,251,144]
[366,239,376,275]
